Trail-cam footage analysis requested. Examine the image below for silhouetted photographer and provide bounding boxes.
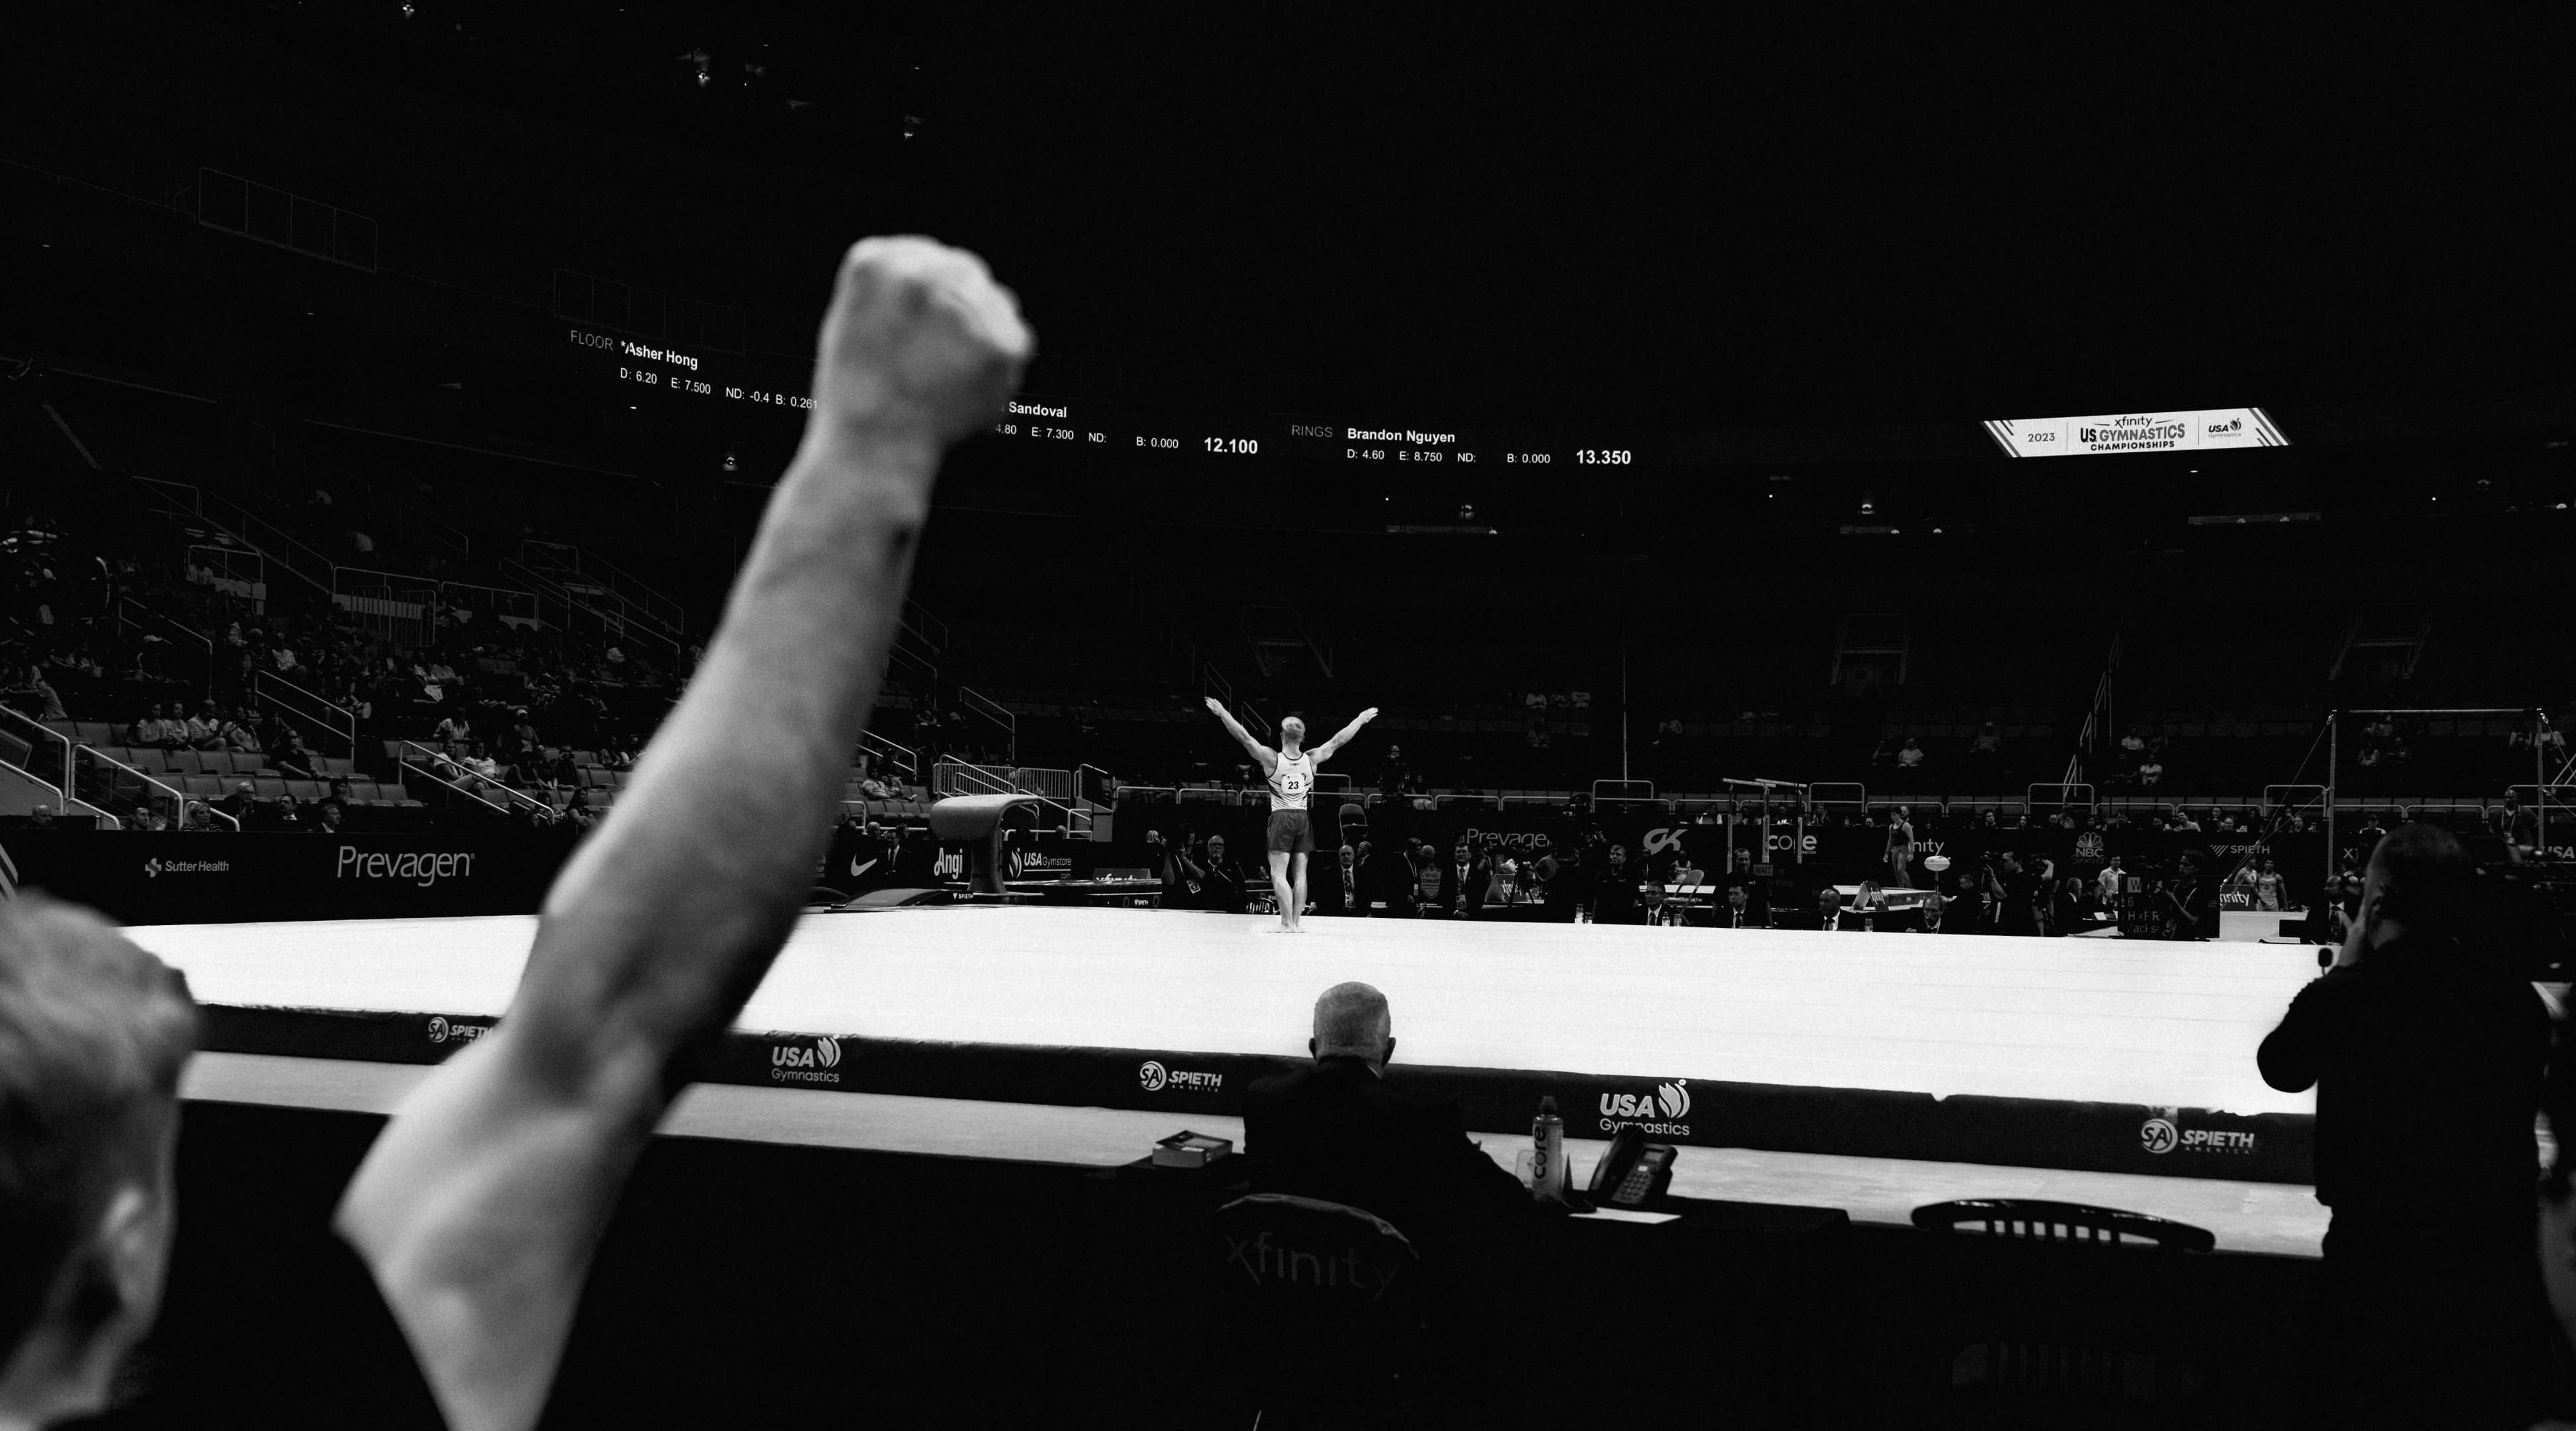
[2258,824,2556,1430]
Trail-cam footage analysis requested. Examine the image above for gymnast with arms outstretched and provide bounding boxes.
[1204,699,1377,932]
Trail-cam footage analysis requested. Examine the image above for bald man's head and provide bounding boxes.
[1310,981,1393,1070]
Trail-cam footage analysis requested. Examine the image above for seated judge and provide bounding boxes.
[1314,842,1366,917]
[1242,982,1535,1406]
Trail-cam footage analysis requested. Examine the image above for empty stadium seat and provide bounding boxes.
[251,777,288,798]
[181,776,223,798]
[286,781,326,801]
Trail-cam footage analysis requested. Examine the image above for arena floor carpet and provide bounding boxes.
[133,906,2324,1186]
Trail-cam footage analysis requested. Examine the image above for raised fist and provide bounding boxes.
[1203,697,1226,716]
[1358,707,1380,723]
[811,235,1033,446]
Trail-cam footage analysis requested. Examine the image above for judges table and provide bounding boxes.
[157,1054,2324,1427]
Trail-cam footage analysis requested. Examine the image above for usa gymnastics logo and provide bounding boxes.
[1598,1080,1692,1136]
[771,1037,844,1084]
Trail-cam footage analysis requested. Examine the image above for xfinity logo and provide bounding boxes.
[1139,1060,1222,1093]
[1598,1080,1692,1136]
[771,1037,844,1084]
[426,1016,492,1046]
[1224,1230,1402,1300]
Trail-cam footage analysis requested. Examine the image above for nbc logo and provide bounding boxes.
[771,1037,844,1084]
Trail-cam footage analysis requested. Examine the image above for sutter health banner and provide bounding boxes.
[0,831,580,924]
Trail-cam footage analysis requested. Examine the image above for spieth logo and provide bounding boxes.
[771,1037,844,1085]
[2140,1113,2257,1157]
[1599,1080,1692,1136]
[1139,1059,1223,1094]
[426,1016,492,1046]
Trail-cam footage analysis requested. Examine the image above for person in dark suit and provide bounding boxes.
[1314,842,1365,917]
[1242,982,1534,1410]
[1430,842,1491,919]
[2258,824,2554,1430]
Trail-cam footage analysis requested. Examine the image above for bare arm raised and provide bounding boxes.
[1309,707,1380,763]
[1204,697,1277,774]
[333,236,1030,1431]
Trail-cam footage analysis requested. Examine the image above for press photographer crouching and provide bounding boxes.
[2257,824,2557,1430]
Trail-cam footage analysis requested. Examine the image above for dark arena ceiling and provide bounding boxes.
[9,3,2570,434]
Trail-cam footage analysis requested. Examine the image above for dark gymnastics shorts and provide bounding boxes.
[1267,809,1317,854]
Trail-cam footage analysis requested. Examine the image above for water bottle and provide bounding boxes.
[1531,1095,1568,1203]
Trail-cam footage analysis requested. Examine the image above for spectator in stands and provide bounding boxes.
[1895,735,1925,769]
[2137,753,2165,791]
[26,804,53,829]
[1241,982,1533,1412]
[1375,744,1420,798]
[433,713,473,748]
[461,742,503,789]
[1970,721,2001,761]
[268,726,320,783]
[18,668,65,723]
[1795,886,1841,932]
[180,703,223,750]
[2260,824,2554,1429]
[2096,854,2126,906]
[311,799,346,835]
[1485,849,1520,907]
[129,703,177,750]
[1586,845,1642,925]
[222,709,260,753]
[2160,851,2218,940]
[216,781,255,828]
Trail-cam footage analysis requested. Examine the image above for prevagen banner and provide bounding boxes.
[1984,407,2287,457]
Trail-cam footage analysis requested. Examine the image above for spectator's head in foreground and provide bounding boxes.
[2356,823,2476,947]
[1308,981,1392,1073]
[0,895,198,1423]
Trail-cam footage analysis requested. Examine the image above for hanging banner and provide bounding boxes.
[1984,407,2287,457]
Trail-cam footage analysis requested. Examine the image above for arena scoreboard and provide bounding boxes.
[566,321,2288,473]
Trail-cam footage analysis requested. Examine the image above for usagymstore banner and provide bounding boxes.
[1984,406,2288,457]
